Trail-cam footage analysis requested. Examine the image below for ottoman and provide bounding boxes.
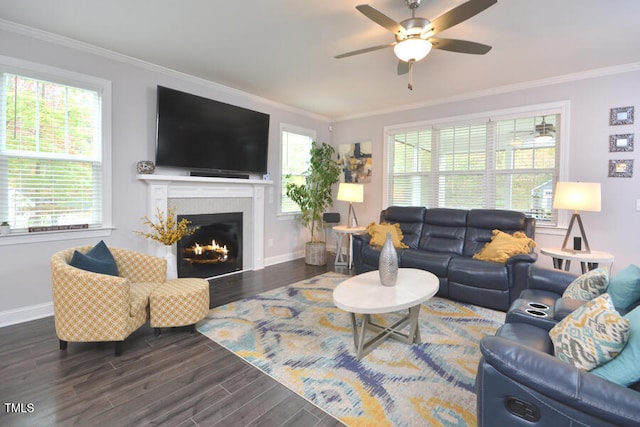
[150,278,210,336]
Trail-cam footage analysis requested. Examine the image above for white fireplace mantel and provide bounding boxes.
[137,174,272,271]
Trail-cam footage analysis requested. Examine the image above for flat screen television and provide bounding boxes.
[155,86,270,177]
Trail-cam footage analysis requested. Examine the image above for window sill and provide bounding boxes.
[534,225,567,237]
[0,226,114,246]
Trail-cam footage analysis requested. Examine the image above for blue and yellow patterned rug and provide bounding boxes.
[197,272,505,426]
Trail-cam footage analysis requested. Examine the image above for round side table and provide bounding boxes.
[332,225,366,269]
[540,247,614,274]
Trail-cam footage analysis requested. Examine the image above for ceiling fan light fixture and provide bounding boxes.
[534,134,554,143]
[534,117,555,142]
[394,38,432,62]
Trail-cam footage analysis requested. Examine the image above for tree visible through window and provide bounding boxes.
[386,111,561,224]
[280,125,314,214]
[1,72,104,231]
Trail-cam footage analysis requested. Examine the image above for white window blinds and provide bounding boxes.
[1,73,103,231]
[387,112,560,224]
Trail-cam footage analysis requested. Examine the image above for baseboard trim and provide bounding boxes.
[264,250,304,267]
[0,302,53,327]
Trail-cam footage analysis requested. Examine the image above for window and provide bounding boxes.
[0,59,111,235]
[280,124,315,214]
[385,105,565,225]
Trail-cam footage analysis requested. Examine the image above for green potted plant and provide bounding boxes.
[286,141,341,265]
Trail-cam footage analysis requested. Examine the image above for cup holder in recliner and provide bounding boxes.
[527,302,550,310]
[525,309,548,317]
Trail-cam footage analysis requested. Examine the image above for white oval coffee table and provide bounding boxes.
[333,268,439,359]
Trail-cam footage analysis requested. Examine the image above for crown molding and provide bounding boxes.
[333,62,640,122]
[0,19,330,123]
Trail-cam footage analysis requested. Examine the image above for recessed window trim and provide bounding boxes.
[279,123,316,216]
[0,55,112,245]
[382,101,570,228]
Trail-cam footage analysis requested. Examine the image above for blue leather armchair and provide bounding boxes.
[477,323,640,427]
[477,266,640,426]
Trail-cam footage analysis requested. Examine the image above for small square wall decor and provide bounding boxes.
[609,134,634,152]
[608,159,634,178]
[609,106,634,125]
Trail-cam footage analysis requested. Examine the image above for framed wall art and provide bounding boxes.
[338,141,372,183]
[609,133,634,152]
[608,159,634,178]
[609,106,634,126]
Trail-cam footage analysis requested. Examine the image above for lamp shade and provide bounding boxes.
[337,183,364,203]
[393,38,432,62]
[552,182,601,212]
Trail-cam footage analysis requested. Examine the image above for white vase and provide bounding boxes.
[163,245,178,280]
[379,232,398,286]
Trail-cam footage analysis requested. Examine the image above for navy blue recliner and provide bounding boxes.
[476,266,640,427]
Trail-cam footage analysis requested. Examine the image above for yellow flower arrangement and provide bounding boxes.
[135,207,194,245]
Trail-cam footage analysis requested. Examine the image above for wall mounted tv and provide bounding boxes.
[155,85,270,177]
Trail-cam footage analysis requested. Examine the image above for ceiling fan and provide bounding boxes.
[509,116,557,145]
[335,0,497,89]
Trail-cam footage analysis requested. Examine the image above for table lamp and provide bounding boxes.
[552,181,601,253]
[337,183,364,228]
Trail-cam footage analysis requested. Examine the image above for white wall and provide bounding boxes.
[330,66,640,275]
[2,21,639,326]
[0,24,330,325]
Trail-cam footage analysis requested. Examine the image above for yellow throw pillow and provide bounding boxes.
[472,229,536,263]
[366,222,409,248]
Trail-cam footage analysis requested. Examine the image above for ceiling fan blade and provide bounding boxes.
[335,43,395,59]
[430,38,492,55]
[356,4,406,36]
[429,0,497,36]
[397,60,410,75]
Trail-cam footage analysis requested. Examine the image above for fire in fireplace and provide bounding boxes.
[177,212,243,279]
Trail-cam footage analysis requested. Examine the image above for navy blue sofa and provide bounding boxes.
[352,206,537,311]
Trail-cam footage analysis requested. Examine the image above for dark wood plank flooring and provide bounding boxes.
[0,257,354,427]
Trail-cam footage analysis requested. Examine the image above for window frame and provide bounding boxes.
[382,101,570,229]
[279,123,316,216]
[0,55,112,246]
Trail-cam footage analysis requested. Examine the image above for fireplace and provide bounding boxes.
[177,212,243,279]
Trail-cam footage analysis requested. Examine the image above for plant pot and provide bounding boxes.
[305,241,327,266]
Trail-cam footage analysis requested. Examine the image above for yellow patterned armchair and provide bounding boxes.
[51,246,167,356]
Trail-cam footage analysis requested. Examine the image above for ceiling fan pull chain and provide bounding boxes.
[408,59,414,91]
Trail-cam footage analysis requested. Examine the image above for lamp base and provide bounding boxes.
[560,213,591,254]
[346,203,359,228]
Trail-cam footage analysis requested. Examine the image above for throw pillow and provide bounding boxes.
[549,293,630,371]
[69,240,119,276]
[591,306,640,386]
[607,264,640,310]
[472,229,536,263]
[365,222,409,248]
[562,267,609,301]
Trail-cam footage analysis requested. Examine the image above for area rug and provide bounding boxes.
[197,272,505,427]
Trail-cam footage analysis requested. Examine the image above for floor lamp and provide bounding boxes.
[552,182,601,253]
[337,183,364,228]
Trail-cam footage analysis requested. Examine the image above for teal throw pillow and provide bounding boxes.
[562,267,609,301]
[69,240,119,276]
[607,264,640,310]
[592,306,640,386]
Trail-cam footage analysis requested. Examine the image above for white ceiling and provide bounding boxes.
[1,0,640,120]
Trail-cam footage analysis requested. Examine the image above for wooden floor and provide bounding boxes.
[0,257,355,427]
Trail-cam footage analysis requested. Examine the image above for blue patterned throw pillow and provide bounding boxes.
[562,267,609,301]
[549,293,630,371]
